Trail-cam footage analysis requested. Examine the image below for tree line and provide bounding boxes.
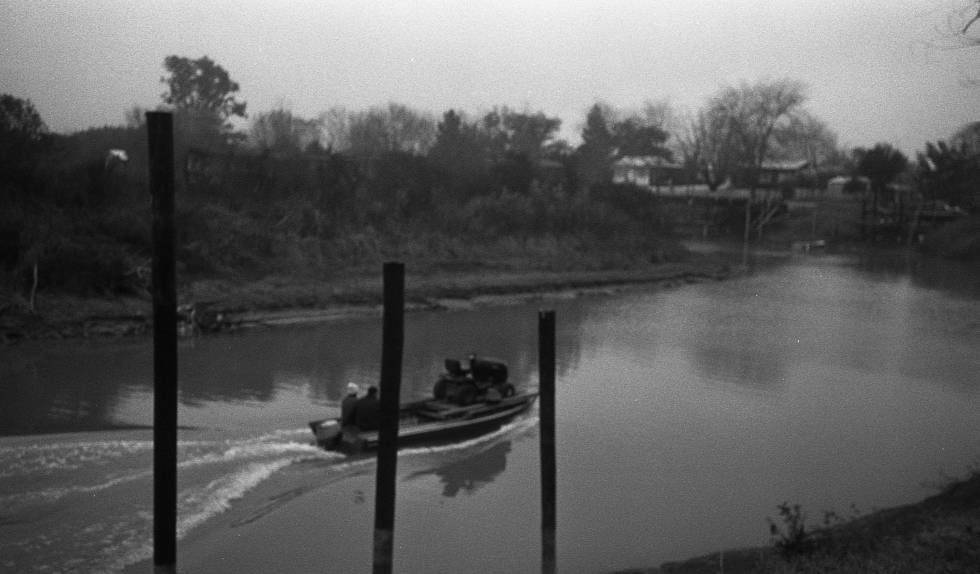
[2,55,978,300]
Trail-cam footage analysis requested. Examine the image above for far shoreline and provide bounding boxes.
[0,254,742,345]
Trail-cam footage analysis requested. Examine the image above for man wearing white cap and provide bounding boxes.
[341,382,360,427]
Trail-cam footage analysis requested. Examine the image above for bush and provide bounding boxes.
[920,215,980,261]
[768,502,817,559]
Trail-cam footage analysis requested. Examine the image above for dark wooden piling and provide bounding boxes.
[374,262,405,574]
[147,111,177,574]
[539,310,557,574]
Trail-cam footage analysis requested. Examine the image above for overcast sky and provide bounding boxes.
[2,0,978,155]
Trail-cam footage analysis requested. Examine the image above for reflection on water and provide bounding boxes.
[851,248,980,300]
[0,302,585,436]
[406,440,511,497]
[2,249,978,436]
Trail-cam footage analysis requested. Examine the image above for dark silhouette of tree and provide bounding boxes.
[854,143,908,213]
[160,55,247,156]
[575,103,615,189]
[611,118,671,159]
[160,55,247,122]
[0,94,49,189]
[477,107,561,166]
[429,109,492,199]
[918,139,980,212]
[502,110,561,165]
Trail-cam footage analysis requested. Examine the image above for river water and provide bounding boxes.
[1,250,979,573]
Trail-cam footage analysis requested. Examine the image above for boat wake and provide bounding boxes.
[0,428,339,573]
[0,412,539,573]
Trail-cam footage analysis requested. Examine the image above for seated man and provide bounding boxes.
[341,382,360,427]
[352,386,380,431]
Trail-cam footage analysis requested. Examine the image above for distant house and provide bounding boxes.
[755,160,809,188]
[826,175,870,197]
[612,155,684,188]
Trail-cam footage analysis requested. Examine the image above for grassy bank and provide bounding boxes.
[0,255,735,343]
[613,471,980,574]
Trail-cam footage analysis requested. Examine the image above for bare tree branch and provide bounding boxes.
[962,4,980,34]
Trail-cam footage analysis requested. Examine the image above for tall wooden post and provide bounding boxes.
[539,310,557,574]
[374,262,404,574]
[147,111,177,574]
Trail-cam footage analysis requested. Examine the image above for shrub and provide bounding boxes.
[920,215,980,261]
[768,502,817,559]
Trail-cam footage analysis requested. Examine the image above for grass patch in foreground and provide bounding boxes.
[619,470,980,574]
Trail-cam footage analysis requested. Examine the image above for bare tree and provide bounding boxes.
[772,111,844,171]
[962,1,980,35]
[250,106,320,154]
[691,101,744,190]
[346,102,436,158]
[692,79,807,245]
[726,78,808,187]
[318,106,350,151]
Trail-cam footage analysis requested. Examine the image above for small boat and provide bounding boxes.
[309,392,538,453]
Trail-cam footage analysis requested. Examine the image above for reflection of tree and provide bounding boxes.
[853,250,980,302]
[406,441,511,498]
[0,299,588,435]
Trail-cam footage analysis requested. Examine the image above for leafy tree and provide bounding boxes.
[160,55,247,152]
[611,118,671,159]
[160,55,247,121]
[477,107,561,165]
[576,103,616,188]
[502,110,561,164]
[854,143,908,212]
[918,139,980,211]
[951,121,980,155]
[0,94,49,188]
[428,109,491,197]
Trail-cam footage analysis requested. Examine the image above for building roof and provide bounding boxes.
[759,160,809,171]
[613,155,683,169]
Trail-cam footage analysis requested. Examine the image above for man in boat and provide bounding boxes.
[352,385,380,431]
[341,382,360,427]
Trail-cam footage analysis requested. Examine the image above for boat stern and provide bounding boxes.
[311,419,342,447]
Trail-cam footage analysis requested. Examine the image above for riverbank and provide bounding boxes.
[0,256,737,344]
[615,470,980,574]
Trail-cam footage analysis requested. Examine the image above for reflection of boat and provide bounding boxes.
[308,393,537,453]
[406,440,512,497]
